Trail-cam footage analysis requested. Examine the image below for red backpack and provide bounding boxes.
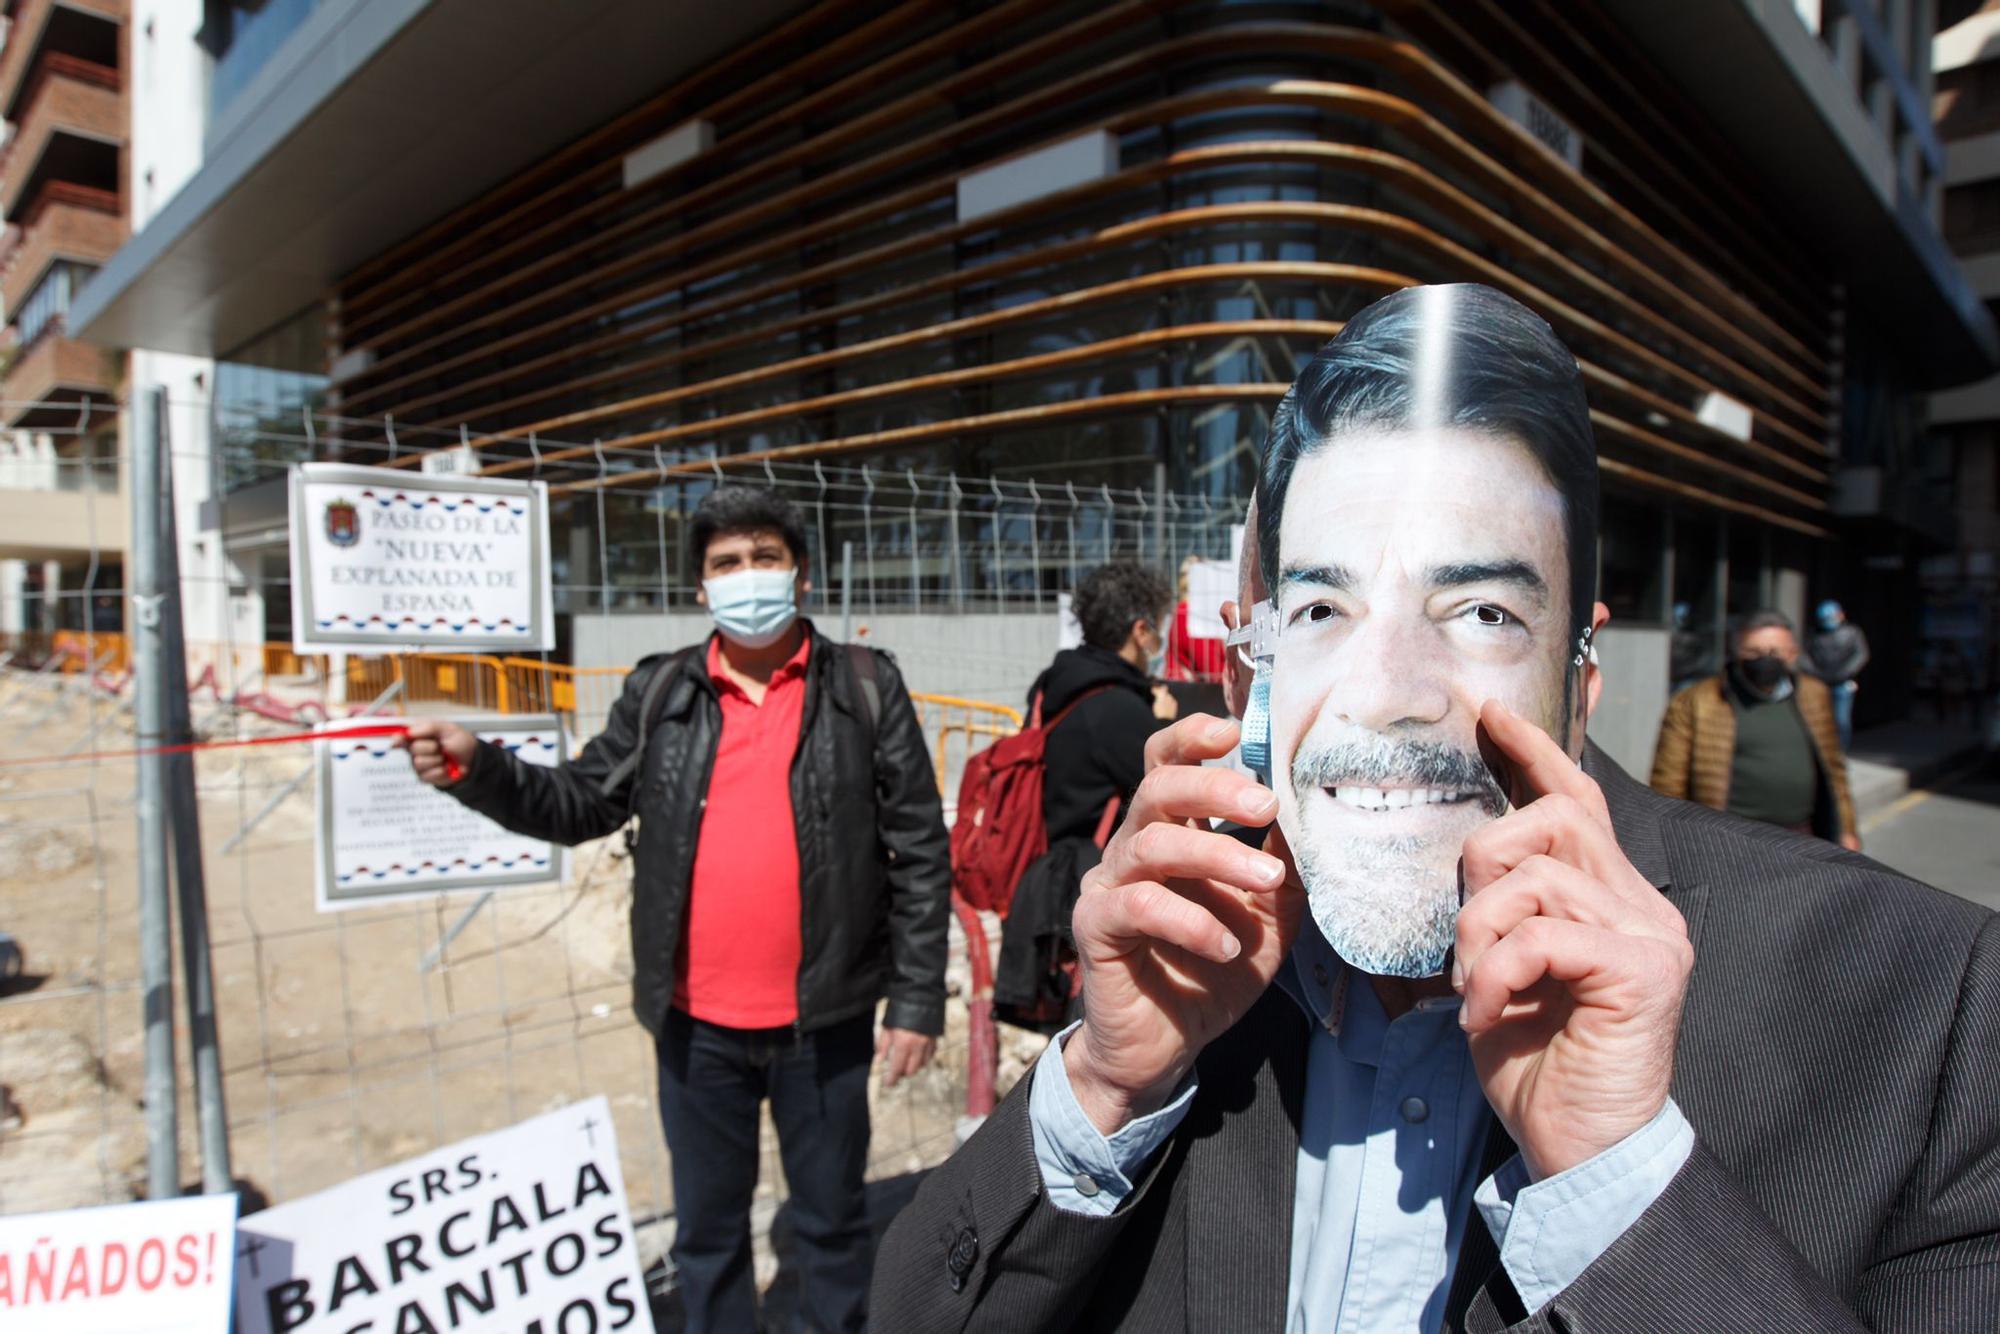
[950,687,1111,917]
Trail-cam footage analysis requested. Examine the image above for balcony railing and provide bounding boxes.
[0,183,124,314]
[0,0,125,117]
[0,330,118,427]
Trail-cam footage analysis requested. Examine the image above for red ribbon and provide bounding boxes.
[0,722,465,780]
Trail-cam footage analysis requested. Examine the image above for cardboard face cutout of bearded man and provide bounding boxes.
[1252,283,1601,978]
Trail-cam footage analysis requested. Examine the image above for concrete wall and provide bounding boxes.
[132,0,212,231]
[1588,624,1671,781]
[572,608,1066,707]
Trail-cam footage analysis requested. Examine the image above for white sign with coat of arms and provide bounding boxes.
[288,462,554,653]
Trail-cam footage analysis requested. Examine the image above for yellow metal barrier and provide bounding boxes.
[908,692,1023,793]
[261,643,326,679]
[501,657,629,737]
[344,655,402,706]
[53,630,128,673]
[336,652,509,713]
[401,653,509,712]
[258,645,1022,791]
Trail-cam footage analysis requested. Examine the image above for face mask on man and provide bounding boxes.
[1735,653,1788,694]
[703,568,799,648]
[1144,622,1167,678]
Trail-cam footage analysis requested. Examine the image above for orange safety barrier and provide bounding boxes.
[261,643,327,680]
[52,630,128,673]
[501,657,629,736]
[252,646,1025,786]
[908,692,1023,794]
[343,655,399,706]
[343,652,511,713]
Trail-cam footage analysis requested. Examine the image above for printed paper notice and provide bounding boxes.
[316,716,566,910]
[289,462,555,652]
[0,1194,237,1333]
[233,1096,652,1334]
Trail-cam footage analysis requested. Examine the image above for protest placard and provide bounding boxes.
[289,462,555,653]
[0,1194,237,1332]
[1184,558,1235,639]
[316,716,566,909]
[234,1097,652,1334]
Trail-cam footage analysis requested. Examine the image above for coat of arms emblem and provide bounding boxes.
[324,498,361,548]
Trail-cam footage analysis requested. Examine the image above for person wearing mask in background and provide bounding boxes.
[1807,599,1870,751]
[1651,608,1860,851]
[996,562,1178,1029]
[1031,560,1179,843]
[400,484,950,1334]
[1669,601,1712,696]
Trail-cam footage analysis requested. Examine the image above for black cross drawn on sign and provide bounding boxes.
[581,1115,600,1148]
[238,1234,267,1278]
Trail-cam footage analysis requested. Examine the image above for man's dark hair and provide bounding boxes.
[1074,561,1172,652]
[1256,283,1599,648]
[1731,609,1796,653]
[688,484,810,571]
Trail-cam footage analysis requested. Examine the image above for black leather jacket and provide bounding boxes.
[448,623,951,1039]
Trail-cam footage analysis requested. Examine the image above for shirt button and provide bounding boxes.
[1312,963,1329,987]
[1071,1172,1101,1198]
[1400,1096,1429,1124]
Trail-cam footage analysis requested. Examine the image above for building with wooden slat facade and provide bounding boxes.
[54,0,2000,734]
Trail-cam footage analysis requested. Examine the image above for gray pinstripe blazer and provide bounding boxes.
[871,744,2000,1331]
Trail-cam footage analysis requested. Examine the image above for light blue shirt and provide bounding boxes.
[1029,921,1694,1328]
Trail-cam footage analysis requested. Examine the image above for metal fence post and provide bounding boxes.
[947,473,964,612]
[906,468,922,610]
[1026,480,1043,608]
[860,464,879,617]
[990,477,1008,618]
[153,387,233,1194]
[841,541,855,642]
[1153,463,1167,569]
[813,460,831,609]
[129,387,180,1199]
[1065,482,1080,592]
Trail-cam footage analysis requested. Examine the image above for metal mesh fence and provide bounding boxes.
[0,396,1248,1299]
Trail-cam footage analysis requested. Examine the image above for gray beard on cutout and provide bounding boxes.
[1288,736,1507,977]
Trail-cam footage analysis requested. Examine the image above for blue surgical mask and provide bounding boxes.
[703,568,798,648]
[1145,624,1167,677]
[1228,600,1278,784]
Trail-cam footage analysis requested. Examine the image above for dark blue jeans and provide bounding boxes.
[1831,680,1857,752]
[657,1008,873,1333]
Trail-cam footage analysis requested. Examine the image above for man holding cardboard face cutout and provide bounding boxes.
[1262,284,1601,980]
[874,286,2000,1332]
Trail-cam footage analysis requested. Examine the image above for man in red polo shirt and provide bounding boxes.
[403,485,951,1333]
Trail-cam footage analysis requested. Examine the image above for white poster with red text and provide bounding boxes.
[0,1193,237,1332]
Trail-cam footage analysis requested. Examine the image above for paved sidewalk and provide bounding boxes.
[1844,719,1989,820]
[1861,756,2000,913]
